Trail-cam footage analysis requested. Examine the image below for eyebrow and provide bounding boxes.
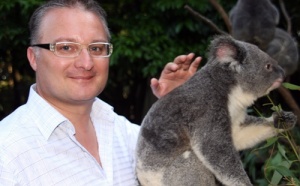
[52,38,77,43]
[91,39,109,43]
[52,37,109,43]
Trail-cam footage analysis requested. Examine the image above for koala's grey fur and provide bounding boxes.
[266,28,299,76]
[136,35,297,186]
[229,0,279,50]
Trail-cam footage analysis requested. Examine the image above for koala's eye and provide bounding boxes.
[265,63,272,71]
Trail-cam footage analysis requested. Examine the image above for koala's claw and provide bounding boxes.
[273,111,297,129]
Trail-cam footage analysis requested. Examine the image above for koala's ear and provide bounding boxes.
[211,36,246,64]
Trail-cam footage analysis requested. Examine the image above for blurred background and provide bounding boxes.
[1,0,300,185]
[1,0,299,123]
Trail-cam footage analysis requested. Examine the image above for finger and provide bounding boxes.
[150,78,160,98]
[189,56,202,73]
[150,78,159,88]
[163,62,179,74]
[185,53,196,61]
[181,53,195,70]
[173,54,189,66]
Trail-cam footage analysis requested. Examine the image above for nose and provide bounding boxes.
[275,64,286,80]
[74,48,94,70]
[279,65,285,77]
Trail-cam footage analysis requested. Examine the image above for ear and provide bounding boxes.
[27,47,38,71]
[215,42,238,63]
[211,35,246,64]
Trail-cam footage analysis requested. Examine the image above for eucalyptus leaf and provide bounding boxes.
[282,82,300,91]
[277,143,290,162]
[270,165,295,177]
[270,160,292,185]
[256,137,278,150]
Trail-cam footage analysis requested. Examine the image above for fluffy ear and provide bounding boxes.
[210,35,246,64]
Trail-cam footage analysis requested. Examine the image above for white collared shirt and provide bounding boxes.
[0,84,140,186]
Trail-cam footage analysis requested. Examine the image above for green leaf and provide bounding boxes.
[269,152,282,166]
[277,143,290,162]
[269,165,296,178]
[282,82,300,91]
[256,137,278,150]
[270,170,283,185]
[270,160,292,185]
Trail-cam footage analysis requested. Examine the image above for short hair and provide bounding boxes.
[29,0,111,45]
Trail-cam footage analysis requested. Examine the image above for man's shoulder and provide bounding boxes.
[0,104,35,145]
[0,104,31,130]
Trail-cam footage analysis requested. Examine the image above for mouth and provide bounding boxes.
[69,74,95,82]
[272,78,283,89]
[266,78,283,93]
[72,76,93,79]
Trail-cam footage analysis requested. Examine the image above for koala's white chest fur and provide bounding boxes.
[228,85,256,150]
[228,85,277,151]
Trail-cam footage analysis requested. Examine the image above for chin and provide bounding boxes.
[69,92,97,102]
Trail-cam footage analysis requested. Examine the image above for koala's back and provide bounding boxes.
[139,66,232,152]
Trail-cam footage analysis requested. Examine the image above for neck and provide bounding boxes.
[36,88,94,127]
[47,101,94,130]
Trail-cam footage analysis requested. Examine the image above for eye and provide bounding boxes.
[265,63,272,71]
[89,44,106,55]
[90,46,103,52]
[56,43,77,52]
[62,46,71,51]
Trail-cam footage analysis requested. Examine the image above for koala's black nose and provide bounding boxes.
[276,65,286,79]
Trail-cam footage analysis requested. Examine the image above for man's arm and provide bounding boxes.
[151,53,202,98]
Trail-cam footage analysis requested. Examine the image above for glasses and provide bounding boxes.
[30,42,113,58]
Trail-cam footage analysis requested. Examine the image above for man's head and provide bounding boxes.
[29,0,111,45]
[27,0,112,109]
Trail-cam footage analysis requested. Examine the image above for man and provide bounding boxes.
[0,0,201,185]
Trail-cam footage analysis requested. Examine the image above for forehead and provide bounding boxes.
[38,7,108,42]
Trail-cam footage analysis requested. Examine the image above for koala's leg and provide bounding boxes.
[162,151,217,186]
[136,130,194,186]
[233,111,296,151]
[191,129,252,186]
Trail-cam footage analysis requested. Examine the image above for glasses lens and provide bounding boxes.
[89,43,111,57]
[55,42,80,57]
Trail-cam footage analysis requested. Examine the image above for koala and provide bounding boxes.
[136,35,297,186]
[229,0,279,50]
[265,28,299,76]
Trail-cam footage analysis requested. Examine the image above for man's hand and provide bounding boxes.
[151,53,202,98]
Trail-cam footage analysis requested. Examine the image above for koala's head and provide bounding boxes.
[207,35,285,98]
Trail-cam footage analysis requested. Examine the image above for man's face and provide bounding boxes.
[27,7,110,107]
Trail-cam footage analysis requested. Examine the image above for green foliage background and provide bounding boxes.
[1,0,300,185]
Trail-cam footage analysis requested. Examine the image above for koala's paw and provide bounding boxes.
[273,111,297,130]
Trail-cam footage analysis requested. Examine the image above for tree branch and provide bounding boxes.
[184,5,228,35]
[279,0,292,34]
[209,0,232,33]
[277,1,299,125]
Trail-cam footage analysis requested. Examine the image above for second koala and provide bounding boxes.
[136,35,297,186]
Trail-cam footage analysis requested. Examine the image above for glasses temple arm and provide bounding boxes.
[30,44,51,50]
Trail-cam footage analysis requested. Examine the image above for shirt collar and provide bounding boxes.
[26,84,69,140]
[26,84,116,140]
[91,96,115,124]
